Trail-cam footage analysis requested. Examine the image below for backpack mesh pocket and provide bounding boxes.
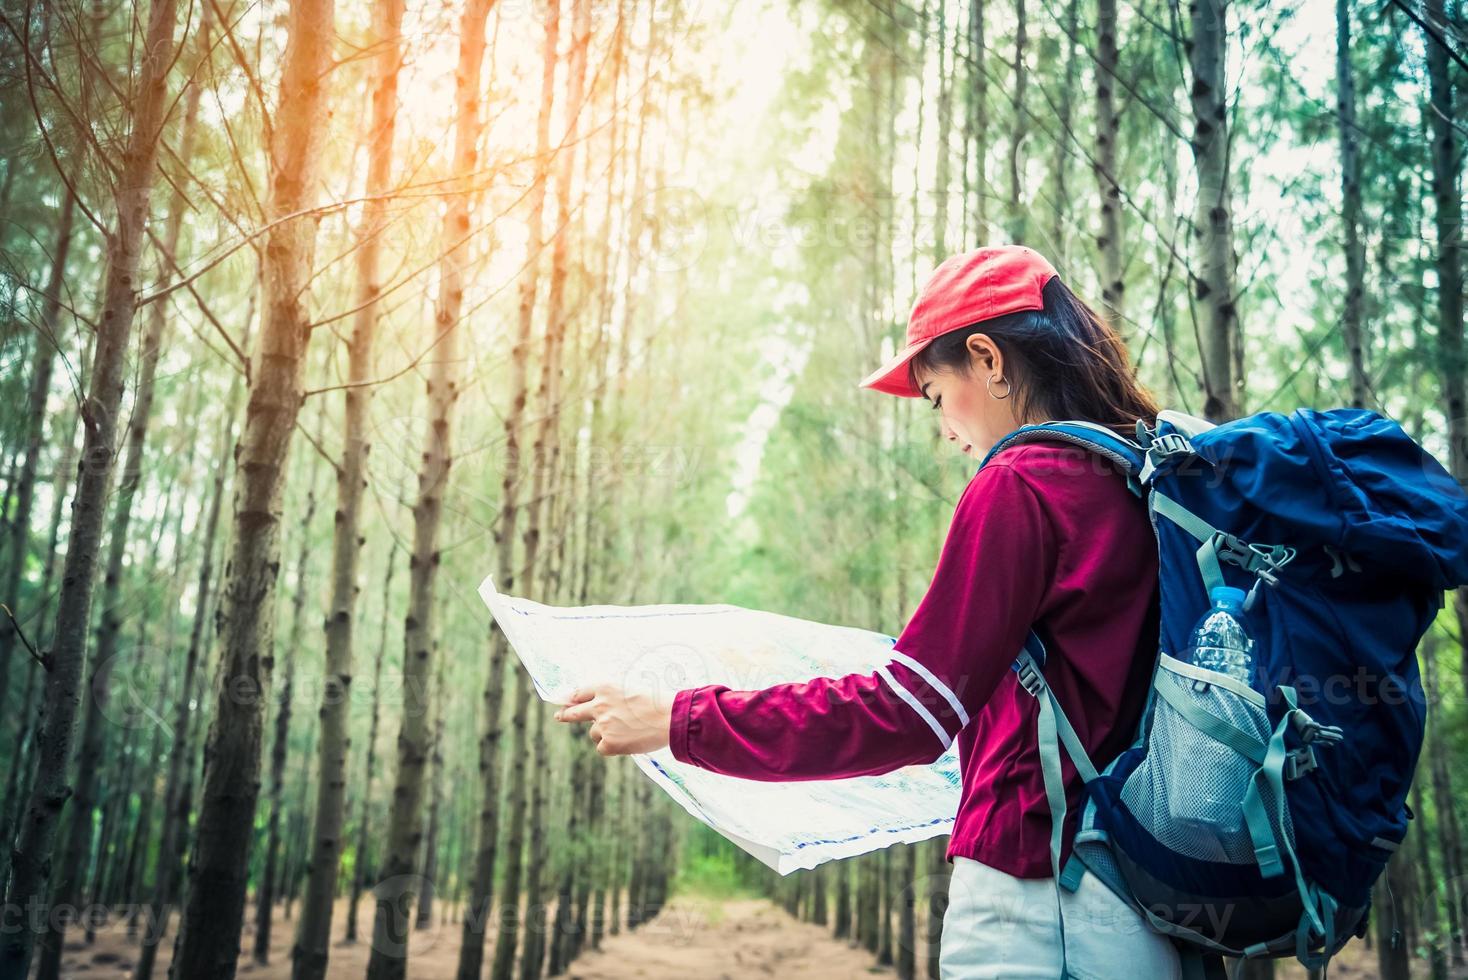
[1120,665,1295,866]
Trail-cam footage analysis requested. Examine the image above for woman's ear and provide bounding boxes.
[965,333,1002,380]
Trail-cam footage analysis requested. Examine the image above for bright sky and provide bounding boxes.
[705,0,1347,517]
[380,0,1354,519]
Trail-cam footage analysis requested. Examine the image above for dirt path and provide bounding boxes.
[40,894,891,979]
[567,898,890,979]
[35,892,1427,979]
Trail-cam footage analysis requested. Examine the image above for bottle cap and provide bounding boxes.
[1210,586,1247,606]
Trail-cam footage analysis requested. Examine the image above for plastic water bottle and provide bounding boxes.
[1187,586,1254,685]
[1168,586,1255,844]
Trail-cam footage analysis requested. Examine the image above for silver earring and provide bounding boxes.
[986,375,1012,400]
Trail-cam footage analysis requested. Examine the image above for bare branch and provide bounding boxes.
[144,223,252,374]
[0,604,47,670]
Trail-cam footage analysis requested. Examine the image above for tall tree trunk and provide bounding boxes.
[834,861,851,940]
[1187,0,1243,422]
[633,801,653,929]
[87,722,135,924]
[0,188,74,712]
[364,1,491,977]
[135,358,242,980]
[490,669,532,980]
[605,765,625,939]
[0,384,78,885]
[567,0,622,957]
[897,844,916,980]
[515,0,578,942]
[1424,633,1466,958]
[571,740,597,960]
[644,809,670,923]
[416,645,447,931]
[257,472,320,963]
[1375,848,1414,980]
[454,134,525,980]
[1157,101,1184,410]
[542,0,593,967]
[1336,0,1368,409]
[0,629,43,877]
[348,546,396,944]
[1006,0,1027,243]
[490,0,563,973]
[1049,0,1077,263]
[284,711,321,921]
[877,849,894,965]
[292,0,404,972]
[605,0,659,606]
[114,487,195,922]
[811,865,828,926]
[933,0,952,259]
[0,0,180,972]
[924,839,947,978]
[550,743,583,974]
[1413,779,1450,979]
[1094,0,1125,331]
[111,471,195,925]
[170,0,334,972]
[625,782,646,930]
[518,709,549,980]
[967,0,987,244]
[117,690,166,912]
[1421,0,1468,704]
[37,31,205,973]
[909,0,931,281]
[858,855,878,953]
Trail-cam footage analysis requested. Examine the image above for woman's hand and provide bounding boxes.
[553,685,673,756]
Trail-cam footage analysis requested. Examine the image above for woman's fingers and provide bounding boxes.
[551,701,593,724]
[550,684,660,757]
[587,720,628,757]
[554,686,601,723]
[589,723,624,756]
[555,700,597,724]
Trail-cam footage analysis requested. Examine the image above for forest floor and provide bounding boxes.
[42,894,884,979]
[37,893,1438,979]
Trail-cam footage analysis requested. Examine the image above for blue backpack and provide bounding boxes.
[978,408,1468,978]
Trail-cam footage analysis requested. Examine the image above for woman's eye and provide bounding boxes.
[931,397,942,411]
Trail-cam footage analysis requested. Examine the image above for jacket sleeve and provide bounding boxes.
[667,461,1056,781]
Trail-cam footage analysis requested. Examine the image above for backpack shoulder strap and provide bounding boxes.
[990,424,1147,899]
[979,420,1146,496]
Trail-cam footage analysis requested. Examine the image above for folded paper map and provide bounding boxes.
[478,575,960,873]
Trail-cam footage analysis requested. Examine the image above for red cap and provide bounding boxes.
[858,245,1058,398]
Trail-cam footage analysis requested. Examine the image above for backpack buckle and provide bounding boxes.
[1290,708,1345,747]
[1282,708,1342,780]
[1015,658,1045,698]
[1140,432,1197,483]
[1216,534,1297,585]
[1284,745,1318,780]
[1323,545,1362,578]
[1153,432,1194,456]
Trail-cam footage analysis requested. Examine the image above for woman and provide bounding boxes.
[554,244,1182,978]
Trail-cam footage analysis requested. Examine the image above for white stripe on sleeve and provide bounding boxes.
[876,665,953,749]
[889,650,971,727]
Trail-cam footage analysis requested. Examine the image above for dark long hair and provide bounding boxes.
[907,276,1159,436]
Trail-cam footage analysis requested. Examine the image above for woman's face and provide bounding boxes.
[911,333,1024,460]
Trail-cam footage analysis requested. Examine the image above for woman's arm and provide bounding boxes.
[557,461,1056,779]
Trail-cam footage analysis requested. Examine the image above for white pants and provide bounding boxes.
[939,857,1182,980]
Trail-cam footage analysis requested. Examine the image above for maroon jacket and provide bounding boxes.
[668,442,1160,877]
